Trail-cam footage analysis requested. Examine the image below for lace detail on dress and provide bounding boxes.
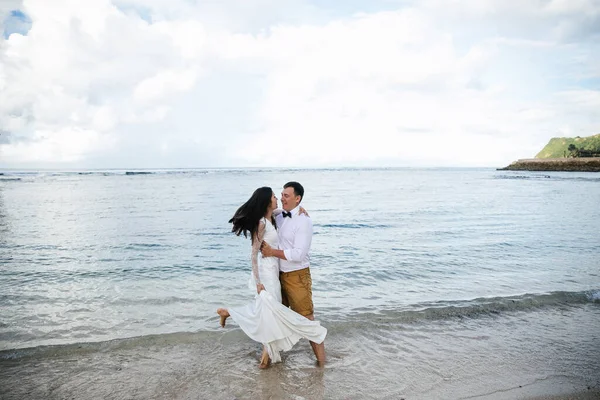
[251,219,266,285]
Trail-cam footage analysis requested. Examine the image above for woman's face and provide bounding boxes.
[269,192,278,211]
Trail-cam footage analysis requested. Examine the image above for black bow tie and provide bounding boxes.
[282,211,292,218]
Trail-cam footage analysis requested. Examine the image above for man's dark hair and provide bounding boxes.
[284,181,304,203]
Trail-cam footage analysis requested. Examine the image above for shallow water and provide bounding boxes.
[1,305,598,399]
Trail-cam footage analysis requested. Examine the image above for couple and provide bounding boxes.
[217,182,327,368]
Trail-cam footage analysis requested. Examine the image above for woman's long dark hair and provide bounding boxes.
[229,187,276,243]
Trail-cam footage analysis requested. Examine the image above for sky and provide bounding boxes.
[0,0,599,169]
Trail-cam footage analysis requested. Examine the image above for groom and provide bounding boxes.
[260,181,326,363]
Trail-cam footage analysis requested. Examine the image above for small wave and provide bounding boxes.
[163,170,208,175]
[316,223,392,229]
[342,290,600,326]
[193,231,229,237]
[0,178,22,182]
[554,176,600,183]
[1,290,597,359]
[125,171,154,175]
[588,290,600,302]
[0,331,222,361]
[76,171,120,176]
[0,263,212,283]
[108,296,196,306]
[494,174,551,180]
[124,243,168,249]
[495,174,600,183]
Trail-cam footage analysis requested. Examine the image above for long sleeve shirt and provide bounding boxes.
[275,205,313,273]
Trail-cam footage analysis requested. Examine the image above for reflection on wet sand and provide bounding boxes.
[2,306,599,400]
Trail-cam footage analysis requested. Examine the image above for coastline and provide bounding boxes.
[1,334,598,400]
[2,303,599,400]
[498,158,600,172]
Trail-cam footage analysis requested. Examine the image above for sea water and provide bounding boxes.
[1,168,599,399]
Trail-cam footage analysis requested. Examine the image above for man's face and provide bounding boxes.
[281,187,300,211]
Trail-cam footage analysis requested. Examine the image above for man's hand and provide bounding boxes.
[299,206,309,217]
[260,241,273,257]
[261,241,287,261]
[256,283,265,294]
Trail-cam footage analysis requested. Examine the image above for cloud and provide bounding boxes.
[225,6,599,166]
[133,69,198,104]
[0,0,598,168]
[2,127,115,162]
[0,0,204,165]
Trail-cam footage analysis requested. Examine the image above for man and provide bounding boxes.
[260,181,326,363]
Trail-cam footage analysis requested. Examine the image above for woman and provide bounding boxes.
[217,187,327,368]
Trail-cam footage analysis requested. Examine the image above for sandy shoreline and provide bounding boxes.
[1,314,598,400]
[1,344,597,400]
[498,158,600,172]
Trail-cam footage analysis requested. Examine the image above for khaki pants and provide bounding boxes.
[279,267,314,317]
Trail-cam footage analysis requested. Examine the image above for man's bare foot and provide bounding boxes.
[258,349,271,369]
[216,308,230,328]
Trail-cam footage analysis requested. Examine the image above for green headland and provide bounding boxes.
[499,133,600,172]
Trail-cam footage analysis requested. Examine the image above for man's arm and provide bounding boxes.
[261,217,312,261]
[283,217,312,262]
[261,242,287,260]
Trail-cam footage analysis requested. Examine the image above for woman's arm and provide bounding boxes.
[251,221,266,293]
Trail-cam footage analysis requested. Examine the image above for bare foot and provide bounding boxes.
[216,308,230,328]
[258,349,271,369]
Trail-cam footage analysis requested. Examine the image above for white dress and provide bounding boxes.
[227,218,327,363]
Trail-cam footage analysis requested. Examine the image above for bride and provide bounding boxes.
[216,187,327,368]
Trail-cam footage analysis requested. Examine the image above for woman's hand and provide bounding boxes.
[256,283,265,294]
[299,206,310,217]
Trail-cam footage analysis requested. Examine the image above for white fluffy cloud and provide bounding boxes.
[0,0,598,167]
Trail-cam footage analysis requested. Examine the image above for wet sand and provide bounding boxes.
[529,393,600,400]
[2,306,599,400]
[1,337,597,400]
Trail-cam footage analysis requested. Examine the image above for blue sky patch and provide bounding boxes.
[3,9,32,39]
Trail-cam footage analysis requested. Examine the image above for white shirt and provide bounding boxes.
[275,205,313,273]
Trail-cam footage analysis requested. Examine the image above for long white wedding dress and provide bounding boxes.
[227,218,327,363]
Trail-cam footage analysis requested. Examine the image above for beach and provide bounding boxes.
[2,303,599,399]
[1,168,599,399]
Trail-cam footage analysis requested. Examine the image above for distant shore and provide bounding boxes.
[498,158,600,172]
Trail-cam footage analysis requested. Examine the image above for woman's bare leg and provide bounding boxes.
[216,308,230,328]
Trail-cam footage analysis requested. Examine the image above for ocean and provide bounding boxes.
[1,168,599,399]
